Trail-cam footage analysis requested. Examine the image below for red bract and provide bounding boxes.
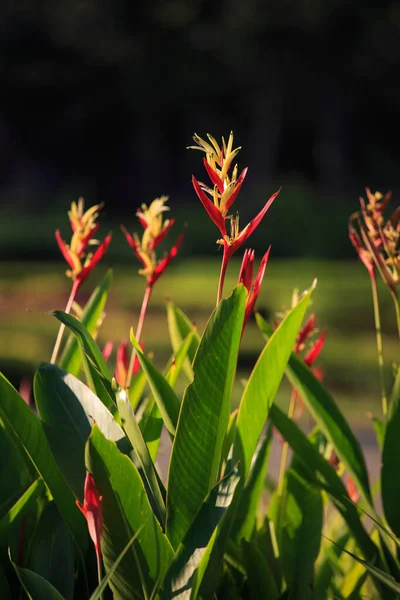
[295,314,316,353]
[120,225,147,268]
[76,473,103,559]
[304,330,326,366]
[115,339,142,386]
[221,189,280,261]
[147,229,185,287]
[56,230,112,287]
[192,176,227,237]
[238,248,271,330]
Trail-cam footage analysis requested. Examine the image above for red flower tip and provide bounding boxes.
[55,230,75,270]
[150,218,175,250]
[225,167,248,212]
[203,158,225,193]
[102,341,114,363]
[77,233,112,285]
[304,329,327,366]
[295,314,316,352]
[238,247,271,331]
[76,473,103,557]
[148,227,185,287]
[192,175,227,237]
[346,475,360,504]
[115,340,142,386]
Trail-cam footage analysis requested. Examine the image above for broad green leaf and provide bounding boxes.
[166,300,200,381]
[382,368,400,537]
[140,332,195,462]
[269,403,377,562]
[51,311,110,379]
[51,310,116,412]
[130,330,180,436]
[0,424,33,521]
[89,528,143,600]
[11,561,66,600]
[116,389,166,526]
[86,426,174,600]
[27,502,74,600]
[0,373,86,551]
[34,364,130,501]
[59,269,112,376]
[241,539,280,600]
[231,430,272,544]
[128,371,147,410]
[235,285,314,477]
[256,313,373,509]
[271,462,323,599]
[0,560,11,600]
[160,468,240,600]
[0,479,45,541]
[370,415,385,451]
[166,286,246,549]
[219,408,238,478]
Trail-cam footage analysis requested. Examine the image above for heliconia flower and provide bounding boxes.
[76,473,103,559]
[102,341,114,363]
[122,197,184,288]
[238,248,271,329]
[56,230,112,286]
[147,229,185,287]
[349,216,375,277]
[192,176,227,238]
[115,340,142,386]
[295,314,316,354]
[219,190,280,261]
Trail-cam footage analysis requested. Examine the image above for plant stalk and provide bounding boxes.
[277,389,297,497]
[96,550,103,600]
[370,273,387,417]
[217,248,230,305]
[50,279,80,364]
[126,284,152,389]
[389,288,400,338]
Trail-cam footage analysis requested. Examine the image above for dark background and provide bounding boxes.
[1,0,399,259]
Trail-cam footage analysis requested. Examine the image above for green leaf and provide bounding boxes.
[86,426,174,600]
[231,430,272,544]
[0,373,86,551]
[382,368,400,537]
[0,479,45,542]
[51,311,110,379]
[34,364,130,501]
[0,424,33,521]
[241,539,280,600]
[235,285,314,477]
[160,467,240,599]
[269,403,377,562]
[26,502,74,600]
[166,286,246,549]
[0,560,12,600]
[256,313,373,509]
[89,528,143,600]
[59,269,112,376]
[166,300,200,381]
[116,389,166,526]
[130,331,180,436]
[51,310,116,413]
[12,561,66,600]
[272,462,323,599]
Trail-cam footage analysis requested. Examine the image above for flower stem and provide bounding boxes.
[126,284,152,390]
[50,279,80,364]
[277,389,297,497]
[390,288,400,339]
[96,550,103,600]
[217,248,230,305]
[370,273,387,417]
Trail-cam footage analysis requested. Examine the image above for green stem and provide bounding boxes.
[217,248,229,305]
[277,389,297,497]
[50,279,80,364]
[390,288,400,339]
[125,284,152,389]
[96,549,103,600]
[370,273,387,417]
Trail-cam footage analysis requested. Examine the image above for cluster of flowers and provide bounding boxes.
[349,187,400,292]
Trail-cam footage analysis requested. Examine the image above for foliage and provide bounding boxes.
[1,132,400,599]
